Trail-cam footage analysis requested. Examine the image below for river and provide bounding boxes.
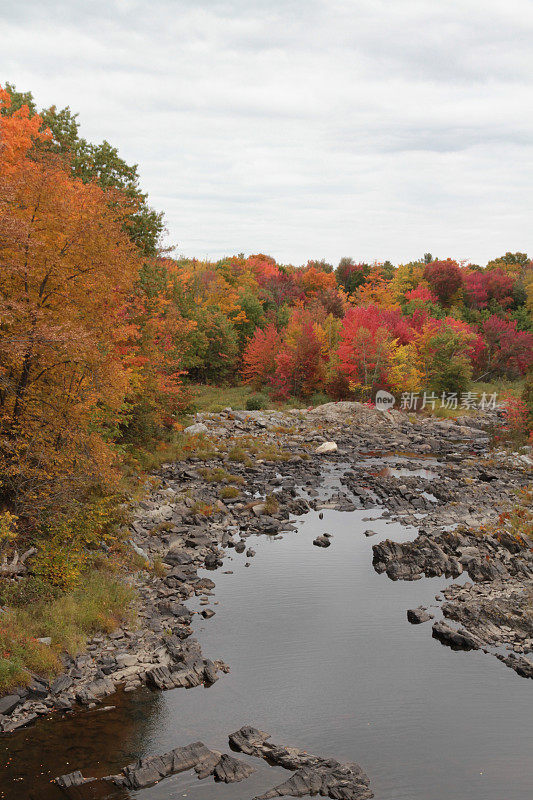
[1,459,532,800]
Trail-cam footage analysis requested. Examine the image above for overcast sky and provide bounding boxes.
[3,0,533,266]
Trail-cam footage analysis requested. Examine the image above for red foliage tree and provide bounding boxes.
[241,325,282,389]
[424,259,463,304]
[478,316,533,378]
[270,318,324,399]
[464,267,516,310]
[405,284,438,305]
[340,305,415,345]
[336,305,414,394]
[484,268,516,308]
[463,269,489,309]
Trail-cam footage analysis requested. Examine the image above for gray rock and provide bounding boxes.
[129,540,149,560]
[27,678,48,698]
[76,677,115,705]
[50,674,73,695]
[184,422,208,435]
[117,741,219,789]
[55,770,97,789]
[2,713,38,732]
[315,441,338,455]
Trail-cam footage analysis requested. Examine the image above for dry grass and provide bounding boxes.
[226,435,292,463]
[0,571,134,692]
[188,383,254,413]
[263,494,280,514]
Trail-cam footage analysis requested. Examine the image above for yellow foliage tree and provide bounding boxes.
[387,343,423,393]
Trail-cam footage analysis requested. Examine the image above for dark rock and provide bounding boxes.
[373,536,462,581]
[0,695,20,715]
[146,666,174,690]
[203,660,219,684]
[255,766,323,799]
[196,578,216,590]
[497,531,524,554]
[313,535,331,548]
[407,607,433,624]
[503,654,533,679]
[27,678,49,698]
[229,725,270,755]
[164,549,193,566]
[213,753,256,783]
[55,770,97,789]
[167,602,192,623]
[432,621,480,651]
[194,749,222,779]
[205,552,222,568]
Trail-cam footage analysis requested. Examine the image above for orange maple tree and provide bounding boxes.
[0,87,141,516]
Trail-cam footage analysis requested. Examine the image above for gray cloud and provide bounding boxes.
[2,0,532,264]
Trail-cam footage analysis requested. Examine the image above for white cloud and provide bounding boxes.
[2,0,532,265]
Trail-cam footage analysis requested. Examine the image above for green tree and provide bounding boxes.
[2,83,164,256]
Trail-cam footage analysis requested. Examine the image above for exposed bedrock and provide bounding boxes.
[229,725,373,800]
[56,740,255,794]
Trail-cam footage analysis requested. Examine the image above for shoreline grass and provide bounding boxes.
[0,570,135,693]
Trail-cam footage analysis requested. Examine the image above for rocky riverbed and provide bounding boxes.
[0,401,531,737]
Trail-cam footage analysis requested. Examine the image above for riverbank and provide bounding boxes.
[0,401,531,735]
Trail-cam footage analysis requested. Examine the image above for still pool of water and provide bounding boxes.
[1,497,532,800]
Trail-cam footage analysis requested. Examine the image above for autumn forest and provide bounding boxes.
[0,83,532,694]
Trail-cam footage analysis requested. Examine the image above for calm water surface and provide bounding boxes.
[1,463,532,800]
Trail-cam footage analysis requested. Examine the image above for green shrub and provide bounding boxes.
[429,355,472,395]
[309,391,332,407]
[219,485,240,499]
[246,393,268,410]
[522,371,533,425]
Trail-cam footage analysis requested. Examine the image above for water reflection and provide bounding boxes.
[0,690,163,800]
